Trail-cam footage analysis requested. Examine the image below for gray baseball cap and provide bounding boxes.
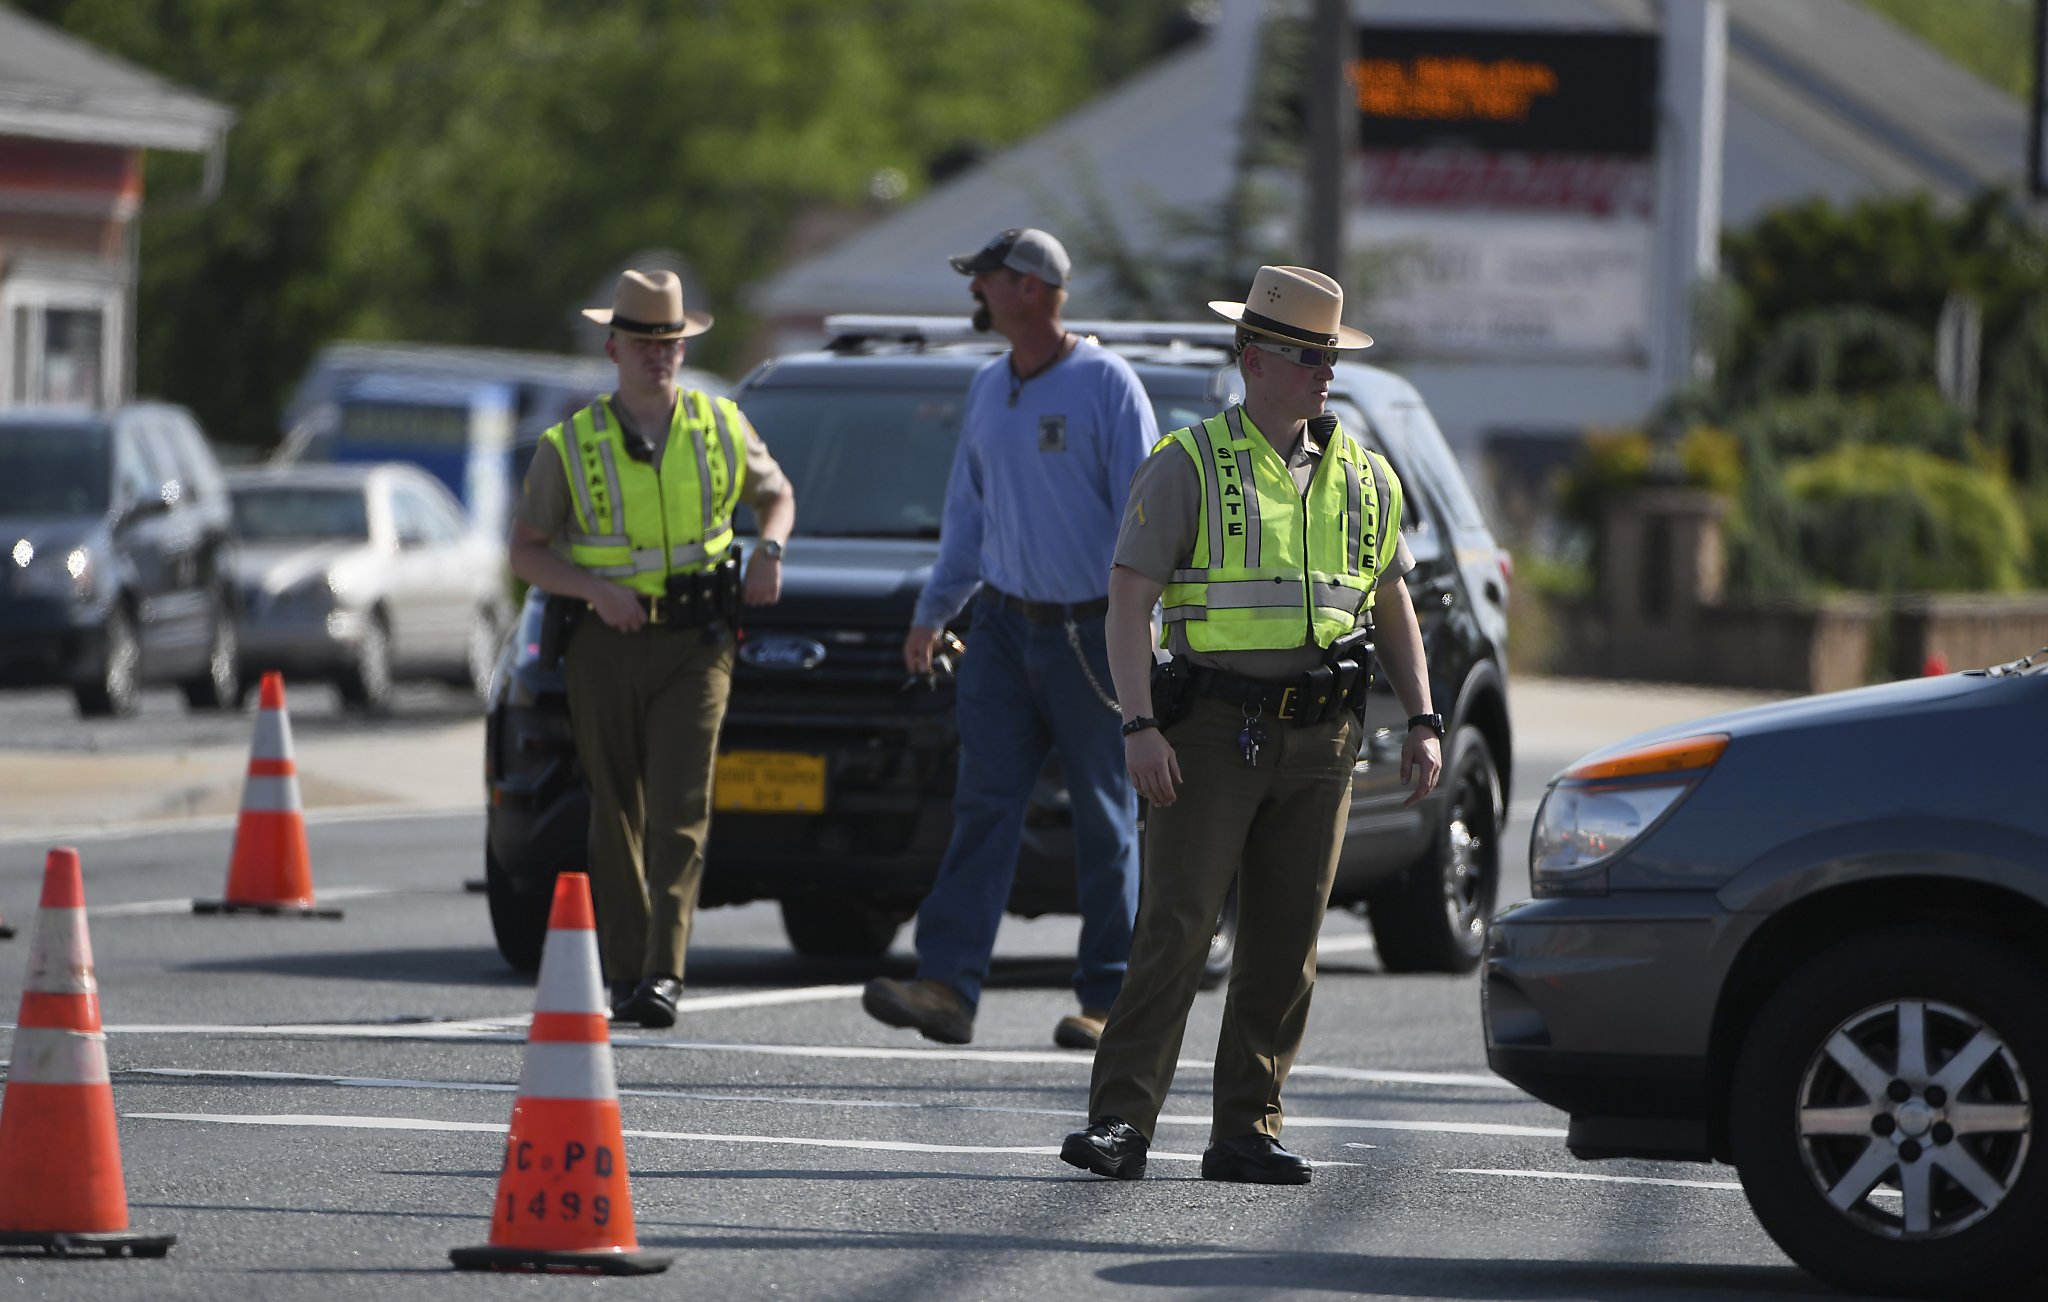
[948,227,1071,287]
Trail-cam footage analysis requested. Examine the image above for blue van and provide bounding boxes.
[280,342,727,539]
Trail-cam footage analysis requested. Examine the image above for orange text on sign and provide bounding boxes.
[1348,56,1560,122]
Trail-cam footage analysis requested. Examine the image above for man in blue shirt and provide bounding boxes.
[864,227,1158,1048]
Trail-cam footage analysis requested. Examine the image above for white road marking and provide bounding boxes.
[1448,1167,1905,1200]
[1445,1168,1744,1192]
[51,1015,1516,1089]
[0,803,473,847]
[121,1066,1562,1137]
[126,1110,1373,1166]
[92,885,409,916]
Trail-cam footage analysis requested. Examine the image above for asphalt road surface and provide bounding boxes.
[0,682,1871,1302]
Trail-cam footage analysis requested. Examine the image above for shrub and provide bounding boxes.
[1782,446,2029,592]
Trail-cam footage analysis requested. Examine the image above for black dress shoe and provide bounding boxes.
[618,975,682,1029]
[607,980,635,1020]
[1060,1117,1148,1180]
[1201,1133,1311,1185]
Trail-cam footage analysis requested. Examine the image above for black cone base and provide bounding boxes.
[450,1243,671,1275]
[0,1229,176,1258]
[192,900,344,919]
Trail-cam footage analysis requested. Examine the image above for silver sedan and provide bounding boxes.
[228,463,509,711]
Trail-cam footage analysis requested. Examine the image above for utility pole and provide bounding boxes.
[1308,0,1349,278]
[1656,0,1727,395]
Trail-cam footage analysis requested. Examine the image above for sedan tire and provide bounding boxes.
[180,603,240,711]
[74,604,140,719]
[336,614,393,713]
[1367,725,1501,973]
[1730,926,2047,1299]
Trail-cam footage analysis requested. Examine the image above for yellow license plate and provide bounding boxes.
[714,750,826,813]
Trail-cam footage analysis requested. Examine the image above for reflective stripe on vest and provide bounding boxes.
[541,389,746,595]
[1157,408,1402,652]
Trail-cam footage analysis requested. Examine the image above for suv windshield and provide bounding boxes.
[739,387,966,538]
[232,486,371,542]
[738,378,1215,539]
[0,423,111,516]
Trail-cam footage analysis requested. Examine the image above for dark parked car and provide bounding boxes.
[1484,654,2048,1298]
[0,405,239,717]
[485,317,1512,978]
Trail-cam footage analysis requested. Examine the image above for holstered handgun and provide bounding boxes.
[1149,656,1195,727]
[538,593,584,671]
[1325,626,1375,721]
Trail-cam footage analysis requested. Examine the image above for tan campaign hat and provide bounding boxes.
[1208,265,1371,350]
[581,269,713,339]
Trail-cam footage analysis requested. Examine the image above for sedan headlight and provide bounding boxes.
[1530,734,1729,894]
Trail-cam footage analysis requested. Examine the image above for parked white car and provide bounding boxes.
[228,463,508,711]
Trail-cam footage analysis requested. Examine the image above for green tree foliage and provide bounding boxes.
[1783,446,2029,593]
[17,0,1198,444]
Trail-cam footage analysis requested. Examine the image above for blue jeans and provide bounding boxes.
[914,591,1141,1012]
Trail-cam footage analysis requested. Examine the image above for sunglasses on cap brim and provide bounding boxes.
[1251,339,1343,368]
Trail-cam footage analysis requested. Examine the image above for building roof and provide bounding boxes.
[749,0,1263,326]
[754,0,2029,335]
[0,8,233,154]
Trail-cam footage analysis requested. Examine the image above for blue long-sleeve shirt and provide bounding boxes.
[913,340,1159,628]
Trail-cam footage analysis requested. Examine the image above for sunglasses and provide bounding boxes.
[1253,340,1342,368]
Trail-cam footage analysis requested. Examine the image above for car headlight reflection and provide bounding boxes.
[1530,734,1729,893]
[13,544,94,601]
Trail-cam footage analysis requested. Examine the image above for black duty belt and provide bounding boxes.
[1187,664,1316,721]
[991,587,1109,626]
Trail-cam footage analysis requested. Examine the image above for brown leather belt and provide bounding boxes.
[991,587,1109,626]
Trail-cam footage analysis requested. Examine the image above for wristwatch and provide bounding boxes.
[757,538,785,560]
[1407,712,1445,740]
[1121,716,1159,737]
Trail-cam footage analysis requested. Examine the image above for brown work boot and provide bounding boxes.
[1053,1007,1110,1050]
[862,977,973,1044]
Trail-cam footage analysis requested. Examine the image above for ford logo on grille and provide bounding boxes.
[740,636,827,671]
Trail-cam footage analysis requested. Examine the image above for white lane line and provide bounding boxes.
[1445,1168,1743,1192]
[54,1016,1516,1089]
[0,802,473,847]
[1448,1167,1904,1200]
[92,885,410,917]
[635,1040,1515,1090]
[122,1066,1563,1138]
[126,1110,1372,1166]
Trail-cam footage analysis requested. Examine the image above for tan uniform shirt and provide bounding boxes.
[516,390,790,542]
[1113,411,1415,681]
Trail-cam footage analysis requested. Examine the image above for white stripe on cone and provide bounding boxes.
[532,930,604,1014]
[237,775,304,814]
[250,708,293,760]
[8,1026,111,1085]
[28,907,95,995]
[515,1041,620,1102]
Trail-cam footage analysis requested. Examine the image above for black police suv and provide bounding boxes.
[0,405,240,717]
[483,318,1512,977]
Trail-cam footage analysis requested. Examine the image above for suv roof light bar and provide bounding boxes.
[823,314,1239,351]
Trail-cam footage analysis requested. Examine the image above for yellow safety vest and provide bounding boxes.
[543,389,746,596]
[1158,406,1403,651]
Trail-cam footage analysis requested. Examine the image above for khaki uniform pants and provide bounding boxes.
[1088,695,1359,1143]
[563,617,734,986]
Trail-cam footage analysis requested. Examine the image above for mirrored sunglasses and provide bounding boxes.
[1256,340,1342,368]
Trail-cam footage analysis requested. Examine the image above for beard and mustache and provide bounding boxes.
[971,294,992,334]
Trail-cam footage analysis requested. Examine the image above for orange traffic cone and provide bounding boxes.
[0,848,174,1257]
[450,872,669,1275]
[194,672,341,918]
